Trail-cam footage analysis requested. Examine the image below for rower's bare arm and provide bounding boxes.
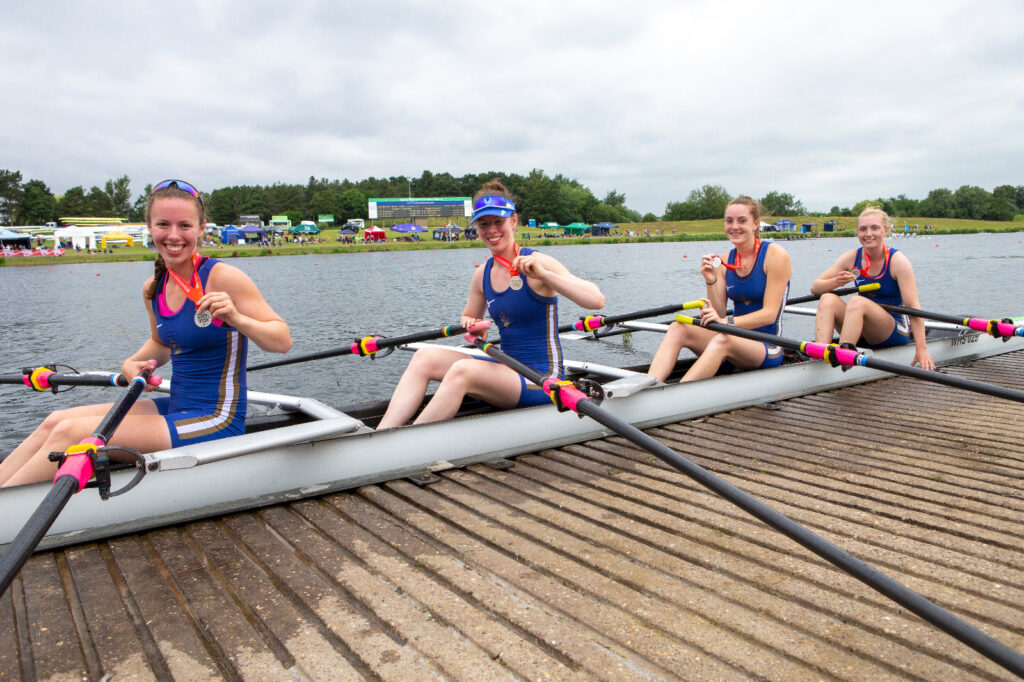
[522,253,606,309]
[891,253,935,369]
[462,266,489,328]
[208,265,292,354]
[811,251,856,294]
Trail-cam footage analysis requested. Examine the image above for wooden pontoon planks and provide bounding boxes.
[0,348,1020,680]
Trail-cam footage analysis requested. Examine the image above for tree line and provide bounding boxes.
[0,169,642,228]
[1,168,1021,227]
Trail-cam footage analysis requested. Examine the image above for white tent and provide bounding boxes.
[51,225,97,250]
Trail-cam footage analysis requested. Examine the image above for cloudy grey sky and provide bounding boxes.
[2,1,1022,215]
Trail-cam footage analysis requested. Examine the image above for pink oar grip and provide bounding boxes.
[54,437,105,491]
[543,378,587,412]
[466,320,491,334]
[966,319,990,333]
[148,375,162,386]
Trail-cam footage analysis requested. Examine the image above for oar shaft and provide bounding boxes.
[676,315,1024,404]
[876,302,1024,339]
[0,477,78,595]
[573,300,704,333]
[248,321,491,371]
[471,338,1024,677]
[0,371,128,390]
[0,367,153,597]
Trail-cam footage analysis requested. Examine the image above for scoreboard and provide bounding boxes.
[368,197,471,219]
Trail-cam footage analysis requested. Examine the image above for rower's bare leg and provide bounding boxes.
[0,402,121,485]
[412,360,521,425]
[377,348,466,429]
[842,296,896,346]
[648,322,714,382]
[1,405,169,487]
[814,293,846,343]
[682,334,767,382]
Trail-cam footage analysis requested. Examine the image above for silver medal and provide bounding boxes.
[709,256,722,269]
[509,275,523,290]
[194,309,212,327]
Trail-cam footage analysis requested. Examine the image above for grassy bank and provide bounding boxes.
[3,216,1021,267]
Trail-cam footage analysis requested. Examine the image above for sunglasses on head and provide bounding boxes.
[152,179,201,199]
[474,195,516,211]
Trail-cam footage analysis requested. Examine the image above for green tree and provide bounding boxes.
[687,184,732,219]
[641,213,659,223]
[888,194,919,217]
[339,189,368,220]
[0,169,23,224]
[1014,185,1024,213]
[17,179,56,225]
[86,186,113,216]
[952,185,991,220]
[663,200,703,221]
[918,188,955,218]
[104,175,132,217]
[309,188,344,222]
[992,185,1018,212]
[760,191,803,217]
[57,186,89,218]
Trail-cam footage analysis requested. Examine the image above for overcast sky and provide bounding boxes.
[2,1,1022,216]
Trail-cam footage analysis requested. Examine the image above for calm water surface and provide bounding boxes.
[2,233,1021,452]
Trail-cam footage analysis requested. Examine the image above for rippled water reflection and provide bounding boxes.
[2,233,1021,451]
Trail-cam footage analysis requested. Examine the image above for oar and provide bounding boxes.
[675,315,1024,404]
[0,366,162,393]
[247,321,492,371]
[571,300,705,333]
[466,335,1024,677]
[0,364,154,596]
[785,282,880,306]
[727,283,882,316]
[873,303,1024,339]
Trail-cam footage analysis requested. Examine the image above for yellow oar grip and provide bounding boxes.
[857,283,881,292]
[682,299,705,309]
[675,314,698,325]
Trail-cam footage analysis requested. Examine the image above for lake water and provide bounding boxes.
[2,232,1021,452]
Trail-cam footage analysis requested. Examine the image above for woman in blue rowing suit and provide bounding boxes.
[0,180,291,487]
[377,179,605,428]
[811,206,934,369]
[648,196,792,382]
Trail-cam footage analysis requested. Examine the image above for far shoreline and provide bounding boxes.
[2,222,1021,267]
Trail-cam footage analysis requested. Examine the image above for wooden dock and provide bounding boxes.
[2,351,1023,680]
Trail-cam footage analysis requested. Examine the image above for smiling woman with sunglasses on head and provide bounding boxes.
[0,180,292,487]
[377,179,605,429]
[810,206,934,370]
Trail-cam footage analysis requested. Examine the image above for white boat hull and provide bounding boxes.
[1,329,1019,550]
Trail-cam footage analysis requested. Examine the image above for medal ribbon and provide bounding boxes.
[492,242,520,278]
[165,252,205,307]
[856,244,890,277]
[721,237,761,271]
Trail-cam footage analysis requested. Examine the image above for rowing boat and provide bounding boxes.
[1,325,1021,550]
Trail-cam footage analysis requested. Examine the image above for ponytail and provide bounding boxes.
[147,255,166,300]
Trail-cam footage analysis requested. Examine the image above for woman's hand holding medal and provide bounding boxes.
[513,252,548,285]
[196,290,239,327]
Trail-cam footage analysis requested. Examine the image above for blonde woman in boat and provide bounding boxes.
[377,179,606,428]
[810,206,934,370]
[648,196,792,382]
[0,180,291,487]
